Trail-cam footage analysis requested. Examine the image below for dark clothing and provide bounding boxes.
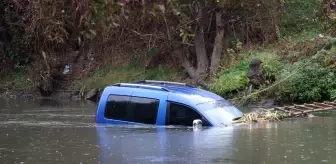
[247,70,266,89]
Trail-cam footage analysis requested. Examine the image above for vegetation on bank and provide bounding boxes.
[210,51,283,98]
[211,35,336,104]
[0,0,335,104]
[0,69,32,91]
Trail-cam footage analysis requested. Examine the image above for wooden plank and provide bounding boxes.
[324,101,336,106]
[294,104,314,110]
[305,104,325,109]
[292,107,336,115]
[274,107,291,113]
[314,102,333,108]
[285,106,304,112]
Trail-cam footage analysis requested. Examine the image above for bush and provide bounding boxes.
[210,52,284,98]
[277,60,336,103]
[281,0,325,35]
[276,41,336,103]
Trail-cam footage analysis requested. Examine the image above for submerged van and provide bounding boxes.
[95,80,243,126]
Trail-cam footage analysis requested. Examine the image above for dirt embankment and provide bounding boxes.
[0,40,181,101]
[1,34,335,107]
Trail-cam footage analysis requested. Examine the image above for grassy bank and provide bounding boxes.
[1,29,335,105]
[210,32,336,105]
[1,0,336,105]
[0,69,32,91]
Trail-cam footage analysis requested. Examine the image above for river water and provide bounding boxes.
[0,99,336,164]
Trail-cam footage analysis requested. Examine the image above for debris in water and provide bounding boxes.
[233,109,289,123]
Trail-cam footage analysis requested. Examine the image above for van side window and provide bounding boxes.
[104,95,160,124]
[104,95,131,121]
[166,102,210,126]
[131,97,160,124]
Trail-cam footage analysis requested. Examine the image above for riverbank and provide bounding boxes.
[2,0,336,108]
[1,30,335,108]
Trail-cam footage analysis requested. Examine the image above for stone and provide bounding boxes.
[85,88,100,101]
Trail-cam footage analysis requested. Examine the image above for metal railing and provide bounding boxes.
[273,100,336,116]
[112,83,171,92]
[135,80,196,87]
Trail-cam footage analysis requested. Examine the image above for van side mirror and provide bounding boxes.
[193,119,202,127]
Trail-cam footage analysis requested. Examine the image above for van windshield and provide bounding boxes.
[197,99,243,125]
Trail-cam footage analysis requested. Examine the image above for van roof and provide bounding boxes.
[109,80,223,105]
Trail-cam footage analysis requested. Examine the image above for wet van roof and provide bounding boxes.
[160,85,222,104]
[125,81,224,105]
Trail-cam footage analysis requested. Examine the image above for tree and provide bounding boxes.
[168,0,281,86]
[0,0,282,87]
[173,0,226,86]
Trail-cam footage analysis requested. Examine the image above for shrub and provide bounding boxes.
[281,0,325,35]
[210,52,284,98]
[272,37,336,103]
[277,60,336,103]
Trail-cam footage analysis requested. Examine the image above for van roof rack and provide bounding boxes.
[135,80,196,88]
[112,83,171,92]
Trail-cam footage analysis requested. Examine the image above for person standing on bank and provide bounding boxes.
[247,59,266,93]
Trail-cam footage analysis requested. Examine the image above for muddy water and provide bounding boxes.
[0,99,336,164]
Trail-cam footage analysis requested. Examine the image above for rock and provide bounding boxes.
[37,74,53,97]
[85,88,100,101]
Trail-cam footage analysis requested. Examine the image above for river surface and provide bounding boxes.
[0,99,336,164]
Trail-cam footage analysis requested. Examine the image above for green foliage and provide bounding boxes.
[330,90,336,99]
[5,36,33,68]
[282,30,321,45]
[0,69,33,91]
[210,70,248,97]
[210,52,284,98]
[277,58,336,103]
[281,0,325,35]
[0,27,33,69]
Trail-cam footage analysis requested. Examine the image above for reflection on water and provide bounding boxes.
[0,99,336,164]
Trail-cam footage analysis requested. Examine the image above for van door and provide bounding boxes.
[131,90,168,125]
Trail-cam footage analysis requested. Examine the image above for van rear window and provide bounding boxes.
[104,95,159,124]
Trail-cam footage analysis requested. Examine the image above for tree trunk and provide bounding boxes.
[177,0,219,86]
[194,27,209,80]
[175,47,197,79]
[210,11,224,75]
[177,27,210,83]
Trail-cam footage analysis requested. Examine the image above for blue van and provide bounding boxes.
[95,80,243,126]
